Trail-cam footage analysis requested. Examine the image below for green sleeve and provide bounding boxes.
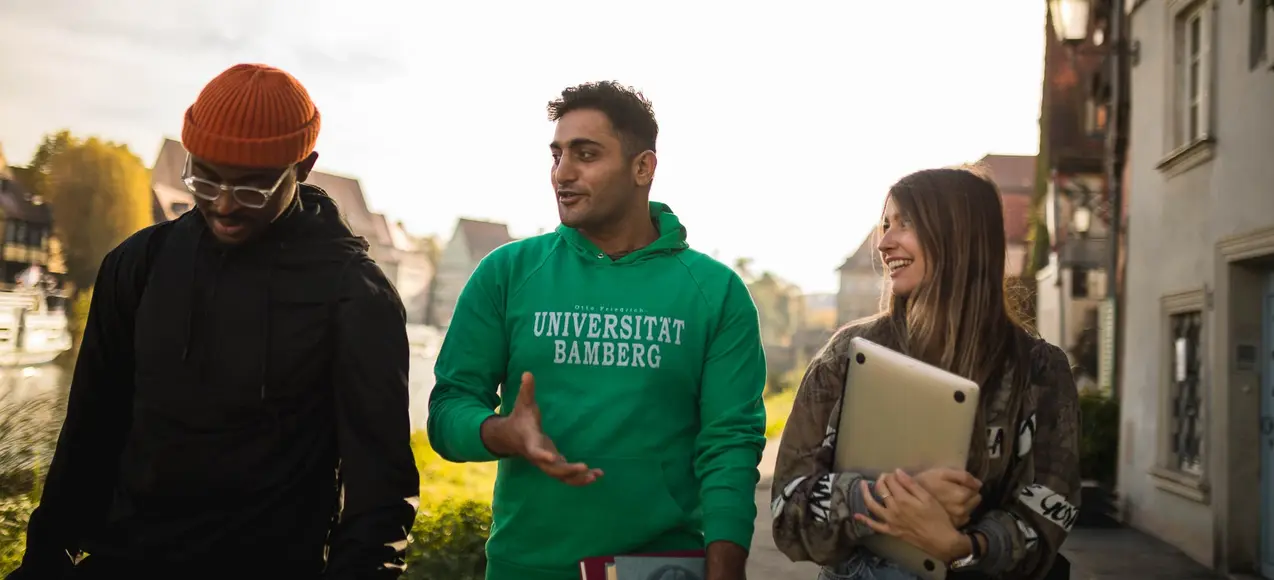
[426,253,509,463]
[695,274,768,550]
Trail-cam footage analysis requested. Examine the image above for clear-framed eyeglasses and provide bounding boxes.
[181,153,291,210]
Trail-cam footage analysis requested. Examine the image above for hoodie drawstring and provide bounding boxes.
[261,243,280,400]
[181,233,204,362]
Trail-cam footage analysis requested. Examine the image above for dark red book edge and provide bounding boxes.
[578,550,706,579]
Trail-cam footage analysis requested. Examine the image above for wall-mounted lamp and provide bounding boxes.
[1072,205,1093,235]
[1048,0,1142,66]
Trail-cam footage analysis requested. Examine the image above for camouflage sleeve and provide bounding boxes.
[969,343,1082,579]
[769,327,883,565]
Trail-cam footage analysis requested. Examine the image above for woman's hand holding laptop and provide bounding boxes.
[913,467,982,527]
[851,467,984,563]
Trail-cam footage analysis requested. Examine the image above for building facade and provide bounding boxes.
[0,175,63,290]
[1118,0,1274,576]
[976,153,1036,276]
[835,235,884,327]
[426,218,514,328]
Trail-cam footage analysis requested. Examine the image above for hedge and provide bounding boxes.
[404,499,492,580]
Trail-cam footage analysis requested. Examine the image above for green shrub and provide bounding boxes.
[1078,390,1120,486]
[0,389,60,577]
[403,499,492,580]
[0,493,35,576]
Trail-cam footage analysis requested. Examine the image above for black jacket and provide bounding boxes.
[12,185,420,578]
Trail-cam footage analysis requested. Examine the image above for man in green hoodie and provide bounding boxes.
[427,81,767,580]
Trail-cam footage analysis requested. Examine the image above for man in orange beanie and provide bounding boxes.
[10,64,420,579]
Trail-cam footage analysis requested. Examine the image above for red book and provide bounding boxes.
[578,550,705,580]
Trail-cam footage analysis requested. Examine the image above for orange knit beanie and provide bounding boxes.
[181,63,321,169]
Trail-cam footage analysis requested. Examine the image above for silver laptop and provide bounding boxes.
[835,337,980,580]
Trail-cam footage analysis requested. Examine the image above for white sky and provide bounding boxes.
[0,0,1045,294]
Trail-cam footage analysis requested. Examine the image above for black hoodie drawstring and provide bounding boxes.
[181,233,204,362]
[261,243,279,401]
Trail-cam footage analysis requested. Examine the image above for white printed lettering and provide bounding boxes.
[1010,512,1041,550]
[773,475,808,515]
[538,309,682,370]
[619,315,633,339]
[809,474,835,524]
[1018,484,1078,531]
[988,426,1005,459]
[587,313,602,338]
[821,424,837,449]
[1017,413,1036,458]
[642,315,658,340]
[631,343,646,367]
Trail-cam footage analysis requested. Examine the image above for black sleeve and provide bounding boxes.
[322,257,421,579]
[10,227,160,579]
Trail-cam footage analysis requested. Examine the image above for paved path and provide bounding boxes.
[746,438,1227,579]
[748,438,819,578]
[1060,528,1226,579]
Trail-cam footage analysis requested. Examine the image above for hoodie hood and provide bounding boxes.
[556,201,689,265]
[253,183,370,266]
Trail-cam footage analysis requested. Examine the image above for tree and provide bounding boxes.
[20,132,152,290]
[748,273,803,346]
[733,257,754,282]
[745,271,806,391]
[13,131,72,202]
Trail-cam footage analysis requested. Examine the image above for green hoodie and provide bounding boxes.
[427,202,767,580]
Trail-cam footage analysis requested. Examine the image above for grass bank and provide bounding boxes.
[763,388,798,440]
[412,432,497,504]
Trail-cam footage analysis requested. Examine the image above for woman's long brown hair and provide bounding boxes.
[863,165,1034,478]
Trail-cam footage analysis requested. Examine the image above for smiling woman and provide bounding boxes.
[878,196,926,299]
[770,166,1082,580]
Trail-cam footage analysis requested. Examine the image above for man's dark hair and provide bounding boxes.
[547,81,658,156]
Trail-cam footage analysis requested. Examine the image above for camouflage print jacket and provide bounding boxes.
[770,320,1081,579]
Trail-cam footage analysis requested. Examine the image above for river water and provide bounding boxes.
[0,324,443,461]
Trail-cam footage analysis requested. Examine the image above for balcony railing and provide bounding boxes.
[1059,236,1107,268]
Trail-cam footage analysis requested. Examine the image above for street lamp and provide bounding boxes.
[1049,0,1091,44]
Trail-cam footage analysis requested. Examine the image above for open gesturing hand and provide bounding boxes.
[483,372,603,486]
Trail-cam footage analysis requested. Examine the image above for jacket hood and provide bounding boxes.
[256,183,370,266]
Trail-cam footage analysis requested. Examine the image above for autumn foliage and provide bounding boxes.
[17,130,152,290]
